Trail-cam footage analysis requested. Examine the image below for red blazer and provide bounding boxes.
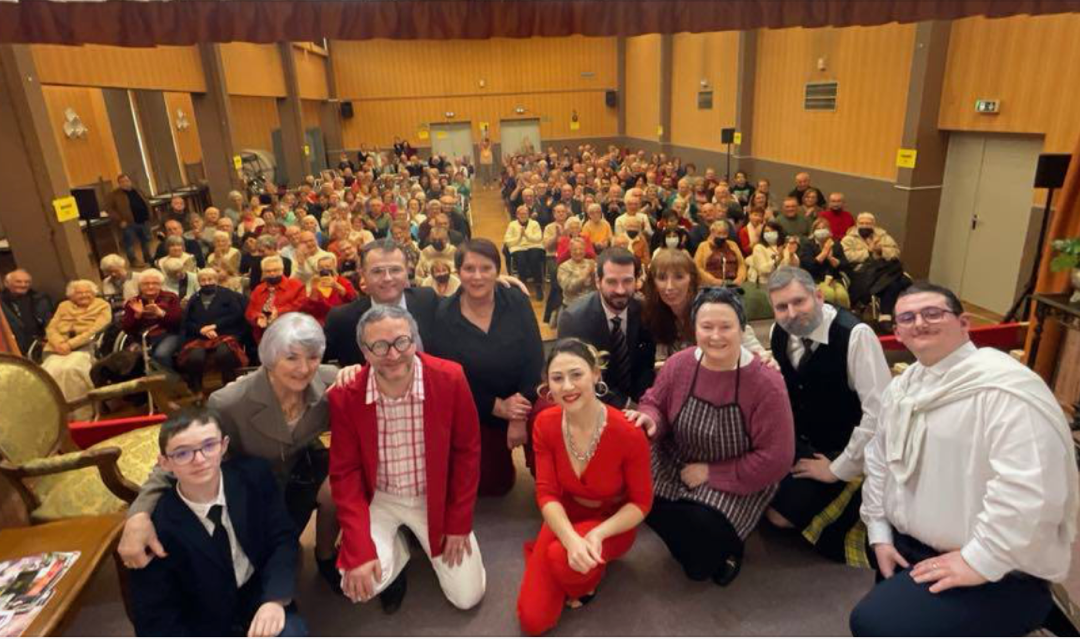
[555,235,596,265]
[328,353,481,571]
[244,277,306,342]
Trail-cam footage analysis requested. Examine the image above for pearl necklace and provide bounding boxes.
[563,404,606,464]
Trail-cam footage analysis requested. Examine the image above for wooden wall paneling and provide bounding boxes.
[31,44,205,92]
[41,85,122,187]
[670,32,739,151]
[751,23,916,180]
[229,95,280,151]
[293,47,329,100]
[939,14,1080,156]
[220,43,286,97]
[331,36,616,100]
[301,99,323,130]
[625,35,661,142]
[163,92,202,165]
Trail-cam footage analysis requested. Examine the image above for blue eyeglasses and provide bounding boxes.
[166,438,226,465]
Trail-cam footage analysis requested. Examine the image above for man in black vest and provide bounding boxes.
[763,266,891,563]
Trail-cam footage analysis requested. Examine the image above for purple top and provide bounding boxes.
[638,347,794,496]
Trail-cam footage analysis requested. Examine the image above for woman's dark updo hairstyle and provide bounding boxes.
[543,337,607,380]
[690,286,747,330]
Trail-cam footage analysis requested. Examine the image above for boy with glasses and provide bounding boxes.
[850,282,1078,636]
[130,408,307,637]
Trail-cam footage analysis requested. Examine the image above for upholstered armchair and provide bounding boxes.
[0,353,167,522]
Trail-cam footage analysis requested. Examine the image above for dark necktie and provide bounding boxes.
[207,504,233,567]
[609,316,631,395]
[797,337,815,371]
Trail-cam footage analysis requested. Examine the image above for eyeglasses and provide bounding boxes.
[362,335,414,357]
[367,265,406,279]
[895,307,957,327]
[166,438,225,465]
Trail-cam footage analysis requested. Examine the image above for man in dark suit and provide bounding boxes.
[129,407,307,637]
[324,238,439,367]
[557,247,656,408]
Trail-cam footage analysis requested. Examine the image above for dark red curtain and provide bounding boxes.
[2,0,1080,46]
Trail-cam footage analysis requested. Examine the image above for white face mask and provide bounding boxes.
[665,235,680,249]
[763,231,779,245]
[813,229,832,242]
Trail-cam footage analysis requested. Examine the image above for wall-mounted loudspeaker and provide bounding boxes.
[605,90,617,108]
[1033,153,1070,189]
[720,128,736,144]
[341,101,354,119]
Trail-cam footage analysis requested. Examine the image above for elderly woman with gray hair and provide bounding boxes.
[41,279,112,420]
[176,268,250,393]
[121,269,183,370]
[118,312,343,589]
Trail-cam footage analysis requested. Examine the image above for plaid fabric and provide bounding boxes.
[801,476,870,568]
[366,356,427,497]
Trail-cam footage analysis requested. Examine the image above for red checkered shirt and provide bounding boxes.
[366,356,427,497]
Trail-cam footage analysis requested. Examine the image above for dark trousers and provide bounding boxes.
[178,342,241,392]
[850,531,1052,636]
[511,248,545,285]
[646,497,743,581]
[122,221,152,265]
[283,446,330,535]
[478,424,516,497]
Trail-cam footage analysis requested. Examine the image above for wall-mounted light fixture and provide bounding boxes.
[445,111,455,119]
[700,79,710,88]
[515,106,526,115]
[62,108,88,139]
[175,109,191,131]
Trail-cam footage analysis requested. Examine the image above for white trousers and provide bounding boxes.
[42,351,94,421]
[362,490,486,610]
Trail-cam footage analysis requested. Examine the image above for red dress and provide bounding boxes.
[244,277,306,342]
[517,405,653,636]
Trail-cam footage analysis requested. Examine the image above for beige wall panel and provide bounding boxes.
[31,44,205,92]
[221,43,286,97]
[752,23,915,180]
[41,85,122,187]
[670,32,739,151]
[294,48,329,100]
[939,14,1080,155]
[301,99,323,130]
[229,95,280,151]
[331,36,616,99]
[163,92,203,165]
[340,92,617,149]
[625,34,661,142]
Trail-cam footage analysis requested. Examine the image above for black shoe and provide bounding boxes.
[713,555,742,587]
[379,571,407,614]
[316,551,343,595]
[535,286,545,301]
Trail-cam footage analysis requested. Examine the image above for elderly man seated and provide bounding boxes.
[160,256,198,302]
[152,219,205,268]
[99,254,139,310]
[1,268,53,357]
[40,279,111,419]
[841,212,908,326]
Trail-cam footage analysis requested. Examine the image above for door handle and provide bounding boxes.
[971,214,980,231]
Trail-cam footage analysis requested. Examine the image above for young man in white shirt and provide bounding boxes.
[851,282,1078,636]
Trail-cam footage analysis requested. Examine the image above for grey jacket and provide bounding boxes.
[129,364,338,515]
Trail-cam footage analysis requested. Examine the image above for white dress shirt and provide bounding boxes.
[862,341,1078,582]
[177,475,255,588]
[773,304,892,481]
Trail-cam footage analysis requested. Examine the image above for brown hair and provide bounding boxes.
[642,248,699,347]
[454,238,502,273]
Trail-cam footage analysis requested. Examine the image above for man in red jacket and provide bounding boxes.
[328,305,485,613]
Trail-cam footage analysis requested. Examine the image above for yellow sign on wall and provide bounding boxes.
[570,121,580,131]
[303,145,311,156]
[53,196,79,223]
[418,129,430,140]
[657,125,664,137]
[896,148,918,169]
[733,132,743,145]
[233,155,243,170]
[479,122,490,132]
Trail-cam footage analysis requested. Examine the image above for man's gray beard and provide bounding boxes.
[780,305,824,338]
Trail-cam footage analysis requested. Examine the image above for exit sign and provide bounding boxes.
[975,99,1001,114]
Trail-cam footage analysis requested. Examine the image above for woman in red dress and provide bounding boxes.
[517,338,653,636]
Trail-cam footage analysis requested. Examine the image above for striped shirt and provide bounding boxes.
[366,356,427,497]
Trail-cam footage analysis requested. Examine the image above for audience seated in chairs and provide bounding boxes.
[743,221,799,320]
[1,268,53,358]
[40,279,111,420]
[695,220,746,288]
[160,256,198,302]
[207,230,243,292]
[177,268,249,394]
[153,219,205,269]
[799,217,851,308]
[122,269,183,372]
[247,235,293,291]
[504,204,546,300]
[293,230,335,287]
[420,260,460,297]
[99,254,139,310]
[415,226,456,281]
[155,236,197,275]
[774,196,814,241]
[300,254,358,326]
[246,256,306,344]
[841,212,908,326]
[555,217,596,265]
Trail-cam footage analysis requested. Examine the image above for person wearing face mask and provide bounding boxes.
[652,226,691,260]
[695,221,746,288]
[622,217,651,271]
[176,268,249,394]
[744,221,798,320]
[842,212,907,326]
[799,218,851,308]
[300,254,358,326]
[416,226,457,280]
[762,267,891,566]
[245,256,306,343]
[625,287,793,587]
[420,260,461,297]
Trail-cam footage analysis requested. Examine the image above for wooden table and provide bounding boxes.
[0,514,124,637]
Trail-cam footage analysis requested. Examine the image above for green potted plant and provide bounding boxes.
[1050,237,1080,303]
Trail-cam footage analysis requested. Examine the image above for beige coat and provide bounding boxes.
[44,298,111,353]
[841,227,901,264]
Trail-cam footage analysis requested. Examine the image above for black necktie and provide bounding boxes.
[207,505,233,566]
[797,337,815,371]
[609,316,631,395]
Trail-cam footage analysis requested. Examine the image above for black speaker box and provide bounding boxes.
[1034,154,1070,189]
[605,90,617,108]
[340,101,354,119]
[720,127,736,144]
